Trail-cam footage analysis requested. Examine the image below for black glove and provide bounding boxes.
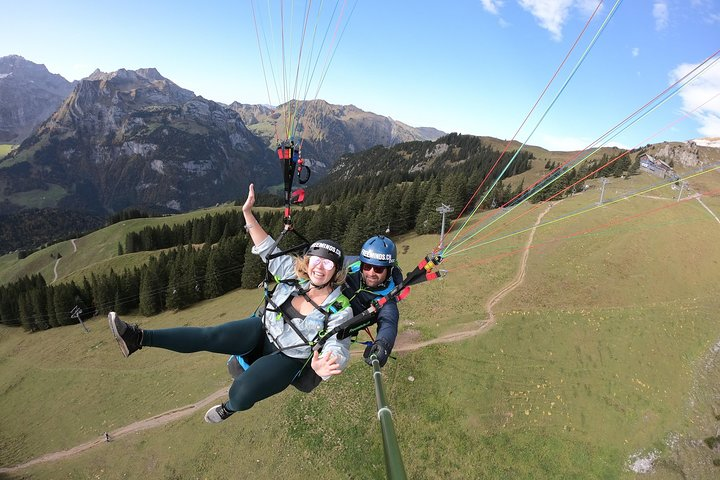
[364,339,390,367]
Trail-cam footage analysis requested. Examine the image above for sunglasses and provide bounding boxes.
[361,263,387,274]
[308,255,336,270]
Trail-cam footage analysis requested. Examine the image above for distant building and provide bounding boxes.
[639,154,675,179]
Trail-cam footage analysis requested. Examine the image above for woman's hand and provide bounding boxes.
[311,350,342,378]
[241,182,269,246]
[242,183,255,213]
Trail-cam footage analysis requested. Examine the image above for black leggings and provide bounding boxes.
[142,316,307,412]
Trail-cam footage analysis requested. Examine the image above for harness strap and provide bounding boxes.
[312,252,446,350]
[262,278,348,355]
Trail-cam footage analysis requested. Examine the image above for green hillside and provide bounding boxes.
[1,171,720,478]
[0,203,282,287]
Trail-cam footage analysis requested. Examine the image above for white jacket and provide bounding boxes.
[253,236,353,374]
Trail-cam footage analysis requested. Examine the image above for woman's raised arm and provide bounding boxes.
[242,183,269,247]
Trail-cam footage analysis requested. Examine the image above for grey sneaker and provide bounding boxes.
[204,403,235,424]
[108,312,142,357]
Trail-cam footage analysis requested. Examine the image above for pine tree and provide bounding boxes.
[400,181,423,232]
[53,284,78,326]
[415,181,442,235]
[305,205,328,240]
[628,157,640,175]
[343,208,373,253]
[221,235,246,291]
[91,273,112,316]
[165,256,183,311]
[191,217,209,244]
[46,287,58,327]
[139,266,162,316]
[30,288,49,330]
[440,173,467,213]
[204,249,224,299]
[241,241,266,289]
[208,215,223,245]
[114,290,124,315]
[122,268,141,313]
[18,292,35,331]
[125,232,138,253]
[183,251,200,307]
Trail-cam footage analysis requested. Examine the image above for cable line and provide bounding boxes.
[444,66,720,257]
[447,161,720,258]
[443,49,720,257]
[250,1,356,144]
[444,0,624,253]
[444,0,605,243]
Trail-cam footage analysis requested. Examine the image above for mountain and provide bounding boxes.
[0,55,74,143]
[231,99,445,175]
[0,68,276,214]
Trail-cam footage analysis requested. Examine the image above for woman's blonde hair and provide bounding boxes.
[294,255,347,287]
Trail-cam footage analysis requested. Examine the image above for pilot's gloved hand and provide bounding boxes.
[363,339,390,367]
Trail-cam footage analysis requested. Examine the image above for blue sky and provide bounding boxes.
[2,0,719,150]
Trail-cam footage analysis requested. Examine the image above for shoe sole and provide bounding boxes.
[108,312,130,358]
[204,406,221,424]
[204,405,233,424]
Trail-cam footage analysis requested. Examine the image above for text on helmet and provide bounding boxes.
[361,248,393,261]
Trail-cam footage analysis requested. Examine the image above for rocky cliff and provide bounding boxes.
[0,55,74,143]
[1,68,275,213]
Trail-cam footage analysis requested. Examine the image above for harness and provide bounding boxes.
[313,252,447,351]
[262,277,349,353]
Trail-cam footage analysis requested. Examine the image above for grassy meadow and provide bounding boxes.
[1,170,720,479]
[0,144,16,159]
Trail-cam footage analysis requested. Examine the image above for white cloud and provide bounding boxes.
[690,0,712,8]
[517,0,575,41]
[653,1,669,31]
[632,47,640,57]
[480,0,505,15]
[481,1,607,41]
[687,0,720,24]
[574,0,602,17]
[671,62,720,138]
[536,132,594,151]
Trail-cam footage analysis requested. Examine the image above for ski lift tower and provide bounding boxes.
[597,177,610,206]
[677,181,688,202]
[70,306,89,333]
[436,203,454,248]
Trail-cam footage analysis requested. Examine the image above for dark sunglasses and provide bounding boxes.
[361,263,387,274]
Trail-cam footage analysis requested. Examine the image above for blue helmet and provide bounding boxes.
[360,236,397,267]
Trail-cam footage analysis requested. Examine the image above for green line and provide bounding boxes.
[446,164,720,258]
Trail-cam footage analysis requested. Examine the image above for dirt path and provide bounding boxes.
[0,388,228,474]
[50,239,77,285]
[394,203,553,352]
[696,196,720,224]
[0,206,553,473]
